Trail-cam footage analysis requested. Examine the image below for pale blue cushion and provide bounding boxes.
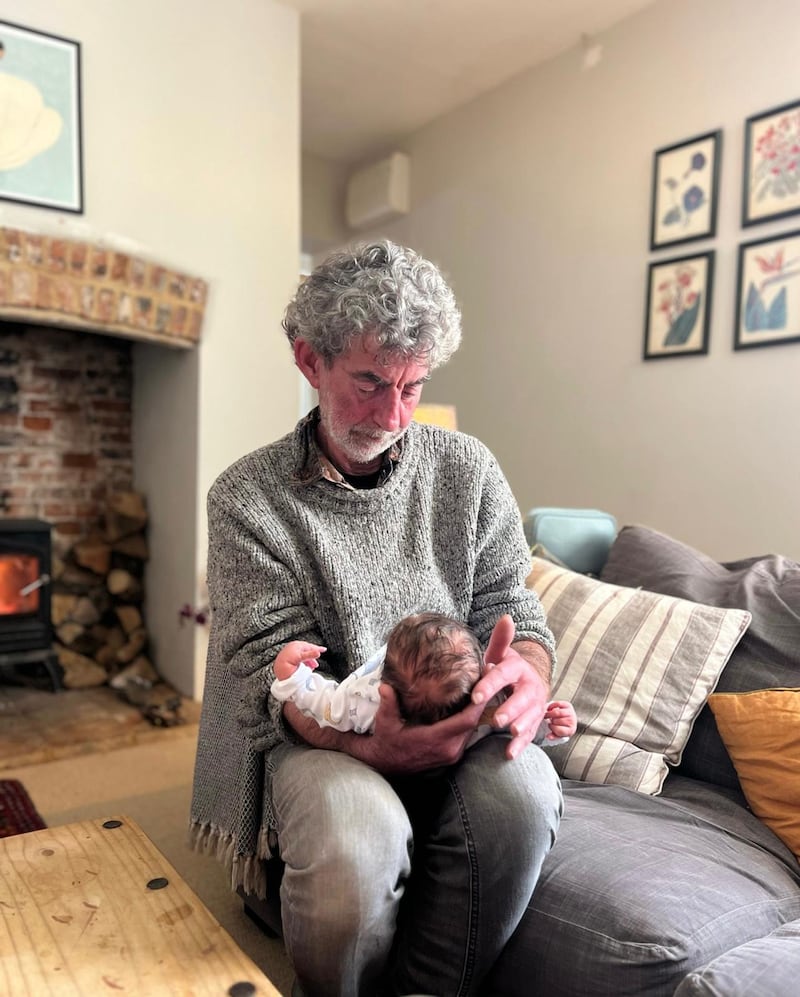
[523,507,617,575]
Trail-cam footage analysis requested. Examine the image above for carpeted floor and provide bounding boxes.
[0,778,47,837]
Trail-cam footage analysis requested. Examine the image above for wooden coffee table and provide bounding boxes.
[0,815,282,995]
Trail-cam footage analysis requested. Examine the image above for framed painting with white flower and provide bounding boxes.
[742,99,800,227]
[644,251,714,360]
[0,20,83,213]
[735,230,800,350]
[649,131,721,251]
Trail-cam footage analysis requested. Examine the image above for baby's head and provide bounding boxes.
[382,612,483,725]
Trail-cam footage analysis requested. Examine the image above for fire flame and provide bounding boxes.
[0,555,41,615]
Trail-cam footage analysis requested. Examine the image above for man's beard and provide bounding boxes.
[322,413,404,467]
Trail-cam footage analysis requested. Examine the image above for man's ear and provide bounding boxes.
[293,338,322,389]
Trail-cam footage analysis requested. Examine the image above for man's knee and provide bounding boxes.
[272,748,413,903]
[456,737,563,848]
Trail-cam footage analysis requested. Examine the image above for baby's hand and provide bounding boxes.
[274,641,326,681]
[545,700,578,739]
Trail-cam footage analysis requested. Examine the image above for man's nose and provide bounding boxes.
[373,390,402,431]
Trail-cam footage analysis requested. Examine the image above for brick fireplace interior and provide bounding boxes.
[0,323,134,529]
[0,322,159,697]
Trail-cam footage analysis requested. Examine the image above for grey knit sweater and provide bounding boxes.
[190,414,555,895]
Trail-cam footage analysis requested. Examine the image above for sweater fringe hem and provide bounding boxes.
[188,819,274,899]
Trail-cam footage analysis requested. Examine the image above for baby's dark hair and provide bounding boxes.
[382,612,483,725]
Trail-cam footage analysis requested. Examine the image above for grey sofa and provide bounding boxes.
[243,521,800,996]
[486,521,800,997]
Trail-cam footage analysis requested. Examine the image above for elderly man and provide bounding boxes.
[191,240,562,997]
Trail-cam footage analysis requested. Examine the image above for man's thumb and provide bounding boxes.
[484,613,515,666]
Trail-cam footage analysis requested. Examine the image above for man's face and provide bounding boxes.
[296,334,430,475]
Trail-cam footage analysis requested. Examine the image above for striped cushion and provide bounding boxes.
[527,557,752,794]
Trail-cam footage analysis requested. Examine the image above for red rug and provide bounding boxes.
[0,779,47,838]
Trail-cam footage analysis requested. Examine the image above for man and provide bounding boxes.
[190,241,563,997]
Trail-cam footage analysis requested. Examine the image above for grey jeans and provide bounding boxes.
[268,733,563,997]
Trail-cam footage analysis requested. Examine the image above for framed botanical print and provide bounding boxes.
[644,251,715,360]
[735,230,800,350]
[649,131,721,250]
[742,99,800,228]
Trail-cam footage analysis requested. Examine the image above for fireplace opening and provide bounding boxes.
[0,518,61,690]
[0,323,191,723]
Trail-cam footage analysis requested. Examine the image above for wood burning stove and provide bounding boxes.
[0,519,61,690]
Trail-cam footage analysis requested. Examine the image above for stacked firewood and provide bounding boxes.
[50,491,182,724]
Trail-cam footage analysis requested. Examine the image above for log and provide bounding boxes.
[107,569,143,602]
[55,646,108,688]
[115,605,143,635]
[116,627,148,665]
[72,595,102,626]
[50,593,78,627]
[57,564,104,592]
[110,551,146,578]
[91,625,127,670]
[111,533,149,560]
[105,491,147,542]
[55,621,85,647]
[72,536,112,576]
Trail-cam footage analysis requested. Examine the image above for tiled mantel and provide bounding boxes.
[0,226,208,349]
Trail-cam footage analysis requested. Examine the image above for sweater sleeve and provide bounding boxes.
[467,452,557,673]
[205,469,326,751]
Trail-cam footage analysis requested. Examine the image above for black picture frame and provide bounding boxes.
[644,250,715,360]
[742,98,800,228]
[649,130,721,251]
[734,229,800,350]
[0,20,84,213]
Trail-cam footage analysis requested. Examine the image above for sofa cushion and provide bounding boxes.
[600,525,800,791]
[487,778,800,997]
[708,688,800,860]
[526,557,750,794]
[673,921,800,997]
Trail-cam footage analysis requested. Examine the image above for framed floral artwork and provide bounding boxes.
[643,251,715,360]
[734,230,800,350]
[742,99,800,227]
[649,131,721,250]
[0,20,83,213]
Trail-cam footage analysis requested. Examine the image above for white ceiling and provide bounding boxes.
[278,0,657,165]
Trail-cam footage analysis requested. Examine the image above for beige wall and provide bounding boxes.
[2,0,300,695]
[314,0,800,561]
[302,151,350,254]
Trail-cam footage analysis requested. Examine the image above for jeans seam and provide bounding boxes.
[449,773,479,997]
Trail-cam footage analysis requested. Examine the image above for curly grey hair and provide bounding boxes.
[282,240,462,369]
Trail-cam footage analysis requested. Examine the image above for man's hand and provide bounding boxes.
[283,686,485,775]
[471,613,552,760]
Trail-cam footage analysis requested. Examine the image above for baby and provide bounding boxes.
[270,611,576,747]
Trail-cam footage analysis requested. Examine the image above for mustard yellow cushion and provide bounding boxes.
[708,689,800,861]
